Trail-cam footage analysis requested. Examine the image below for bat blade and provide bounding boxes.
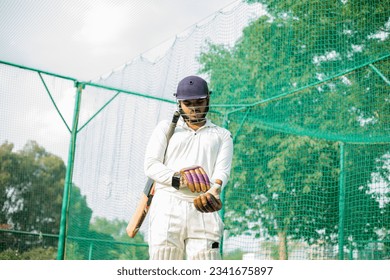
[126,182,155,238]
[126,111,180,238]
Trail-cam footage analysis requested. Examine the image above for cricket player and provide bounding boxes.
[144,75,234,260]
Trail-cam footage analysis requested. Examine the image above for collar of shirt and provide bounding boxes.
[178,117,216,132]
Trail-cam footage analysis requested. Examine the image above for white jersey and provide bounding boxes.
[144,117,234,201]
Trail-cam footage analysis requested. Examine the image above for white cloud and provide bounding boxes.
[73,3,131,46]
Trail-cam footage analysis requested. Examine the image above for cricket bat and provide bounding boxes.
[126,111,180,238]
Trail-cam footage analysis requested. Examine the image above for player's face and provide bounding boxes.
[180,98,208,124]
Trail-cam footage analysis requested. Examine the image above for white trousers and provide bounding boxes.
[148,189,223,260]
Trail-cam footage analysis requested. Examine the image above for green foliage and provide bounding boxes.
[0,249,22,260]
[222,249,245,260]
[200,0,389,259]
[64,242,85,260]
[65,217,149,260]
[88,217,149,260]
[18,247,57,260]
[0,247,57,260]
[0,140,94,259]
[4,140,65,234]
[0,140,66,251]
[68,186,92,238]
[0,140,148,260]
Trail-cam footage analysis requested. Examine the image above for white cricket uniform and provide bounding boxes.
[144,117,233,259]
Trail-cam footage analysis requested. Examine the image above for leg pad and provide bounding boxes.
[150,246,184,260]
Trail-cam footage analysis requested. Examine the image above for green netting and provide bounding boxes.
[0,0,389,260]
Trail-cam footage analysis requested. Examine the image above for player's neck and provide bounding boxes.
[186,120,206,131]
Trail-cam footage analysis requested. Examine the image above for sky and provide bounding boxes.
[0,0,242,160]
[0,0,267,165]
[0,0,238,81]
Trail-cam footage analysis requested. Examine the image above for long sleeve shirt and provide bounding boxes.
[144,117,233,201]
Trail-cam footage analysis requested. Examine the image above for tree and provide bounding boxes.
[89,217,148,260]
[200,0,389,259]
[0,140,93,258]
[0,141,66,251]
[0,247,57,260]
[0,142,18,227]
[0,140,147,260]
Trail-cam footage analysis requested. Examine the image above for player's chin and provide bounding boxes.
[189,118,205,124]
[190,113,206,122]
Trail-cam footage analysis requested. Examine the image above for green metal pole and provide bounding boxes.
[369,64,390,86]
[219,114,230,257]
[56,81,84,260]
[88,242,94,260]
[219,185,227,257]
[338,142,346,260]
